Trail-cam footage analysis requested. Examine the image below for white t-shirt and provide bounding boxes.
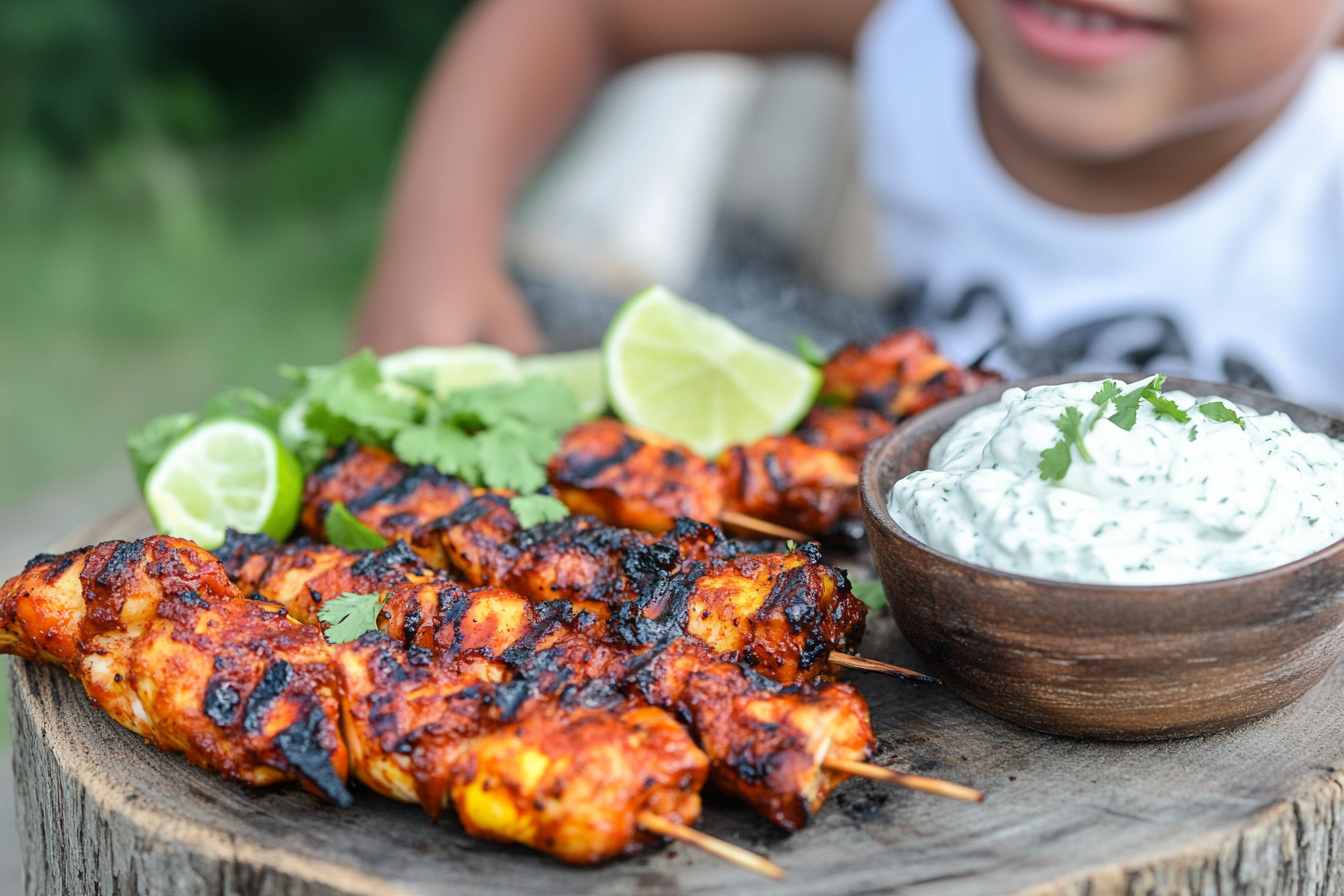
[856,0,1344,411]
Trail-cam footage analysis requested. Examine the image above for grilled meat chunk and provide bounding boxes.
[719,435,864,542]
[819,328,1002,418]
[335,631,707,864]
[217,531,444,625]
[377,580,874,831]
[0,537,350,804]
[795,407,895,462]
[548,419,724,534]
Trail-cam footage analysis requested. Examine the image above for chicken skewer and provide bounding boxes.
[0,536,352,804]
[219,533,978,818]
[1,537,784,874]
[291,449,929,684]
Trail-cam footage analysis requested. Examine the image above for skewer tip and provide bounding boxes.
[827,651,942,684]
[637,812,786,880]
[823,757,984,803]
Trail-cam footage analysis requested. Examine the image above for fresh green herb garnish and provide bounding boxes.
[851,580,888,611]
[1038,406,1093,481]
[1199,401,1247,429]
[1144,390,1189,424]
[1189,426,1198,441]
[1108,386,1145,430]
[325,502,391,551]
[1091,381,1123,407]
[793,333,830,368]
[317,591,386,643]
[509,494,571,529]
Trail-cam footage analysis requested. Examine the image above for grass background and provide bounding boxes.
[0,0,472,510]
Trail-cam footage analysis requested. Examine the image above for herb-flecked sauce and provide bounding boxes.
[887,378,1344,585]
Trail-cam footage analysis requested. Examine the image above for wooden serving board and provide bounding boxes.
[11,507,1344,895]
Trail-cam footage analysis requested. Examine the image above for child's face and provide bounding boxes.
[950,0,1344,160]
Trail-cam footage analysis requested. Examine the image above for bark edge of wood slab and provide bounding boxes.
[862,373,1344,741]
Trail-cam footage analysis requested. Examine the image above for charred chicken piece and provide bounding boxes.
[819,327,1003,418]
[378,581,873,831]
[300,441,478,563]
[335,631,708,864]
[794,407,896,462]
[0,537,350,804]
[216,531,445,625]
[718,435,864,542]
[547,419,725,534]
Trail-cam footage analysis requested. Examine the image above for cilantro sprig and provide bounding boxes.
[128,349,585,534]
[316,591,386,643]
[1199,401,1246,429]
[1038,375,1194,481]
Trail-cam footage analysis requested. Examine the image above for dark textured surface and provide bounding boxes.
[12,505,1344,895]
[862,374,1344,741]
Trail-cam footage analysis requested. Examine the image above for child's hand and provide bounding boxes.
[352,266,543,356]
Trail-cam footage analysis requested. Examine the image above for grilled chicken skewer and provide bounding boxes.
[0,537,351,804]
[2,538,784,873]
[376,581,877,830]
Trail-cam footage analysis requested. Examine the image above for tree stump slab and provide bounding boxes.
[11,508,1344,895]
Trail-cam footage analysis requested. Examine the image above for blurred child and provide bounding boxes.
[354,0,1344,409]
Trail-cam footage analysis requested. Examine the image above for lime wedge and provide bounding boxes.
[520,349,607,419]
[144,418,302,549]
[379,345,521,400]
[603,286,821,457]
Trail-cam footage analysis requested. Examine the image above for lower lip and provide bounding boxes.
[1004,0,1165,68]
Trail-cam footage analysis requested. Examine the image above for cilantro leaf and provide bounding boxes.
[394,424,480,482]
[302,351,418,445]
[1039,407,1091,480]
[1108,386,1145,430]
[1199,401,1246,429]
[1143,390,1189,423]
[509,494,570,528]
[439,377,579,433]
[1189,425,1198,441]
[793,333,829,367]
[324,502,390,551]
[1038,439,1074,481]
[1054,406,1092,462]
[850,580,888,611]
[1091,381,1122,407]
[476,419,554,492]
[317,591,386,643]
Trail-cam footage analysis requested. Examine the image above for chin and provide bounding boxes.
[992,78,1181,162]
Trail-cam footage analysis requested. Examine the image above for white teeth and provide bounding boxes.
[1025,0,1127,32]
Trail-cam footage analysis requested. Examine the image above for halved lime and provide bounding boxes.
[379,345,521,400]
[603,286,821,457]
[520,349,607,419]
[144,418,302,549]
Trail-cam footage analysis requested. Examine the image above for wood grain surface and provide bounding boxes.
[12,506,1344,895]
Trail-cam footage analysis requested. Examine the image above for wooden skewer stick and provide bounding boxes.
[718,511,811,545]
[636,812,787,880]
[827,651,941,684]
[823,757,984,803]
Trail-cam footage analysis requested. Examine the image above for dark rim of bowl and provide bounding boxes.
[860,372,1344,595]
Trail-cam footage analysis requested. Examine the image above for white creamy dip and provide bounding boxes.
[887,378,1344,585]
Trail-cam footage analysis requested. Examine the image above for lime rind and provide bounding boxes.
[603,285,821,457]
[144,418,302,549]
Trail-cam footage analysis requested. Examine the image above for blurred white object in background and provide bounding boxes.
[510,53,887,303]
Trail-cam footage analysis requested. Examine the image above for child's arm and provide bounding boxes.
[352,0,878,355]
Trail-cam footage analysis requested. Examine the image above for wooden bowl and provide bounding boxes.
[860,373,1344,741]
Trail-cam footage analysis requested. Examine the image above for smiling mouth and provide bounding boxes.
[1005,0,1172,68]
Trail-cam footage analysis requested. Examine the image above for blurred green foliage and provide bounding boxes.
[0,0,472,508]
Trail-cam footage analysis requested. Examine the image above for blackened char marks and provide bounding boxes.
[557,432,644,484]
[349,540,425,581]
[276,705,353,806]
[446,498,495,527]
[347,465,462,516]
[242,660,294,732]
[213,530,280,576]
[203,678,241,727]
